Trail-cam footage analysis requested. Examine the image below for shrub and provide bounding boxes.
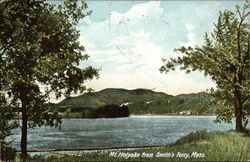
[0,142,17,161]
[91,104,129,118]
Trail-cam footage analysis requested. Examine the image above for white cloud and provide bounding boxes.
[108,28,164,66]
[186,24,195,31]
[180,23,197,48]
[78,1,218,96]
[109,1,163,24]
[87,49,118,56]
[85,70,215,96]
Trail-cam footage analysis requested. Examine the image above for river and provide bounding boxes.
[9,115,235,153]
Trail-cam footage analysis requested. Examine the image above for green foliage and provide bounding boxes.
[0,0,99,156]
[0,144,17,161]
[58,88,215,116]
[160,4,250,132]
[58,93,106,108]
[0,0,98,126]
[60,104,129,118]
[172,130,213,146]
[64,108,71,118]
[90,104,129,118]
[26,131,250,162]
[58,88,171,107]
[128,97,214,115]
[96,88,171,105]
[0,95,18,161]
[0,96,17,141]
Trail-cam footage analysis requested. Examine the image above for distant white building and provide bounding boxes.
[178,110,192,115]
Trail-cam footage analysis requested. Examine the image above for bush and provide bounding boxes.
[0,142,17,161]
[0,95,18,161]
[91,104,129,118]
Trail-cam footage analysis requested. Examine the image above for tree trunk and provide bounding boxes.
[0,142,3,161]
[20,101,28,159]
[234,91,245,133]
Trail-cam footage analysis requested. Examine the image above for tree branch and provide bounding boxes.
[0,47,8,57]
[235,6,250,86]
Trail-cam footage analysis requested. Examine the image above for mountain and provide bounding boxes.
[58,93,106,108]
[56,88,214,116]
[95,88,172,105]
[57,88,172,107]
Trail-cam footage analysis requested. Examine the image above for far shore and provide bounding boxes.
[140,113,216,116]
[61,113,217,119]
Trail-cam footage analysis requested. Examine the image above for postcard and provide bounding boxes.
[0,0,249,161]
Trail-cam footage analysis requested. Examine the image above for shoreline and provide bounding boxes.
[61,114,217,119]
[140,113,213,116]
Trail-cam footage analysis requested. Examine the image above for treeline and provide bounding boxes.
[128,97,215,115]
[91,104,129,118]
[58,104,129,118]
[57,88,218,117]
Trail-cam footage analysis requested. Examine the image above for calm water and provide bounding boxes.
[9,115,234,151]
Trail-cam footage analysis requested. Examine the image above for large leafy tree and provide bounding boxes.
[160,4,250,133]
[0,0,98,158]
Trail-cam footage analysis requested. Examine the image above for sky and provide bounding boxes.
[52,0,245,96]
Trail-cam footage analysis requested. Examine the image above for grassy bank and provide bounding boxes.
[19,130,249,162]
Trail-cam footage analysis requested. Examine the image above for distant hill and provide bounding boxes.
[58,88,172,107]
[95,88,172,105]
[58,93,106,108]
[56,88,215,116]
[175,92,209,99]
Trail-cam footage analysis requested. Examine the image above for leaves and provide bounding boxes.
[0,0,99,128]
[160,4,250,127]
[0,95,18,142]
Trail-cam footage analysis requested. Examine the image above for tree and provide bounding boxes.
[160,4,250,133]
[0,0,99,158]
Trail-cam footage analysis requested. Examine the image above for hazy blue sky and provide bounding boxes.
[55,1,245,95]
